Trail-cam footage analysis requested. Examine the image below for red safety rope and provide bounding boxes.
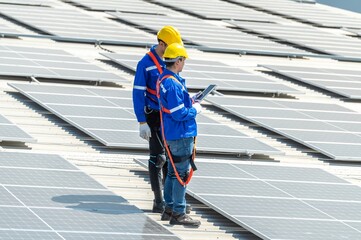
[157,75,196,187]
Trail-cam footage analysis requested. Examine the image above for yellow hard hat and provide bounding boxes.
[163,42,188,61]
[157,26,183,46]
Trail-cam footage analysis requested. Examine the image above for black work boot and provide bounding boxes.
[161,207,172,221]
[152,200,164,213]
[169,213,201,226]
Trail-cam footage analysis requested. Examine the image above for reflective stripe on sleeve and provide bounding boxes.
[170,103,184,113]
[134,85,146,90]
[146,65,157,71]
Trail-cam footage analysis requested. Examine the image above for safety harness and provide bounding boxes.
[145,51,163,98]
[156,74,197,187]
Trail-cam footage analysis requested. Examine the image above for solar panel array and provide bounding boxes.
[64,0,174,14]
[225,21,361,61]
[102,52,300,94]
[135,158,361,239]
[107,12,310,57]
[207,96,361,161]
[261,64,361,99]
[0,4,155,45]
[187,161,361,239]
[0,113,35,143]
[9,83,282,156]
[0,151,180,240]
[153,0,283,22]
[228,0,361,29]
[0,44,124,82]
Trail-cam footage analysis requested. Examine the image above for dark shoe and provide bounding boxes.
[152,201,164,213]
[161,207,172,221]
[186,204,192,214]
[169,213,201,226]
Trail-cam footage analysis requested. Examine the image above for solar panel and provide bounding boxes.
[0,45,124,83]
[136,159,361,239]
[228,0,361,29]
[261,64,361,99]
[0,113,35,143]
[344,28,361,37]
[0,151,180,240]
[0,5,155,45]
[153,0,283,22]
[0,0,59,6]
[102,52,300,94]
[225,21,361,62]
[9,82,282,156]
[0,22,21,34]
[63,0,174,14]
[206,95,361,161]
[107,12,310,57]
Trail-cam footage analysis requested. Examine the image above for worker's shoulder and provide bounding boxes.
[136,53,153,68]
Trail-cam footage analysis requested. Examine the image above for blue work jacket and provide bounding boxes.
[158,69,198,141]
[133,45,164,122]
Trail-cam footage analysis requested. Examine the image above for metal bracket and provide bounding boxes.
[30,76,40,84]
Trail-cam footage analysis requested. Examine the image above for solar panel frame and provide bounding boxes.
[261,64,361,99]
[107,12,312,57]
[228,0,361,29]
[63,0,175,15]
[153,0,284,23]
[101,52,301,94]
[0,45,125,83]
[136,159,361,239]
[0,113,35,143]
[0,152,181,240]
[0,0,60,6]
[225,21,361,62]
[0,4,155,46]
[9,83,283,156]
[206,95,361,161]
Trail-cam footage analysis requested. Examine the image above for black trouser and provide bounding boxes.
[145,107,168,204]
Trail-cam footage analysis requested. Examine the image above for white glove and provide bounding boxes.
[193,102,202,114]
[139,123,151,141]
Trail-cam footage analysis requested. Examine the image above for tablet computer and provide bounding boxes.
[195,84,217,101]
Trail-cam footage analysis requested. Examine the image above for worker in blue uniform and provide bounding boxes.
[133,26,184,213]
[157,43,201,226]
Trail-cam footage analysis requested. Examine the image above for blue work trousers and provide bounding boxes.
[164,137,194,215]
